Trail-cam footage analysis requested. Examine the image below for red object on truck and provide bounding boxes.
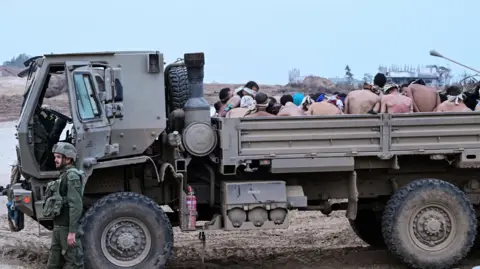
[186,185,197,230]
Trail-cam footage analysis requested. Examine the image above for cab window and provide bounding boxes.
[73,73,100,120]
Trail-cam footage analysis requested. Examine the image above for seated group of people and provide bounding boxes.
[212,74,478,118]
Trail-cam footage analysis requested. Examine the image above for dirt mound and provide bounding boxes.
[301,76,336,89]
[0,66,21,77]
[44,74,66,98]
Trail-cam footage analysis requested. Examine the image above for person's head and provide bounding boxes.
[383,83,399,94]
[446,85,463,96]
[52,142,77,169]
[267,96,277,105]
[244,81,259,92]
[255,92,269,105]
[280,94,293,106]
[301,96,314,111]
[310,93,321,102]
[214,101,222,112]
[219,87,232,103]
[267,103,282,115]
[374,73,387,88]
[235,86,255,98]
[292,92,305,106]
[409,79,426,86]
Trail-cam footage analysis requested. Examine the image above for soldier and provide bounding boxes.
[44,142,85,269]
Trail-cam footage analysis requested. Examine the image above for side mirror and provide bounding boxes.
[104,67,123,103]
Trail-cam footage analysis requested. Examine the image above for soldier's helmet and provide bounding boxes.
[52,142,77,161]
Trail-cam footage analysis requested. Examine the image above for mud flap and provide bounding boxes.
[6,201,25,232]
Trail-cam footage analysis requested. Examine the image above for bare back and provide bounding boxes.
[218,95,241,117]
[225,107,249,118]
[307,102,342,115]
[245,111,276,117]
[277,102,305,116]
[345,90,381,114]
[380,94,412,114]
[404,84,440,112]
[435,101,472,112]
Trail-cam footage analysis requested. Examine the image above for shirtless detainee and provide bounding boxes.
[277,94,305,116]
[435,86,472,112]
[244,92,276,117]
[303,95,342,115]
[344,73,385,114]
[218,86,256,117]
[380,84,413,114]
[402,79,441,112]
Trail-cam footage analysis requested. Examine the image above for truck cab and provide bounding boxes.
[9,51,168,228]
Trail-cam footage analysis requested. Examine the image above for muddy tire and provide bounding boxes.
[167,65,189,111]
[349,208,385,248]
[382,179,476,269]
[80,192,174,269]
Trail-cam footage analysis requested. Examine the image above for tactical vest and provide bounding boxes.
[42,167,85,218]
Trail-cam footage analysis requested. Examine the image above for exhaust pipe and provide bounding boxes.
[183,52,210,127]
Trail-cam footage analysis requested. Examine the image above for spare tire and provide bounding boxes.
[167,65,189,111]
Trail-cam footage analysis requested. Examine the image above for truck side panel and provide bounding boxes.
[215,112,480,171]
[236,115,384,156]
[390,112,480,152]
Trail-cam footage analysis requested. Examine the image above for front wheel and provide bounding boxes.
[382,179,477,269]
[80,192,174,269]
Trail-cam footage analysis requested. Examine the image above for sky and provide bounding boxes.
[1,0,478,84]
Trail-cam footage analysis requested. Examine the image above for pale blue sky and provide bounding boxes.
[0,0,477,84]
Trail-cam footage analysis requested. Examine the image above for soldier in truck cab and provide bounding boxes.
[44,142,85,269]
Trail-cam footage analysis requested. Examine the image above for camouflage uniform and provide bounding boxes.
[46,142,85,269]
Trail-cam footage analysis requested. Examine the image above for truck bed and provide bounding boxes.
[214,112,480,173]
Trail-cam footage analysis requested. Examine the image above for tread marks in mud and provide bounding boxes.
[79,192,174,269]
[167,66,189,111]
[382,179,477,269]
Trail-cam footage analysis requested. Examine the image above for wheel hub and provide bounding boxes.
[410,204,454,251]
[117,233,136,251]
[101,217,152,267]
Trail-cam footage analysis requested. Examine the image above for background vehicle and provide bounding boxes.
[1,50,479,269]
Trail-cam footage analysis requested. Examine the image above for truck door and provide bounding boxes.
[65,61,112,171]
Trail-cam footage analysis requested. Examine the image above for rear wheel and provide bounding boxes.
[349,207,385,248]
[80,192,174,269]
[382,179,476,269]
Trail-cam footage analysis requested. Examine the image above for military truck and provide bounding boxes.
[1,50,480,269]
